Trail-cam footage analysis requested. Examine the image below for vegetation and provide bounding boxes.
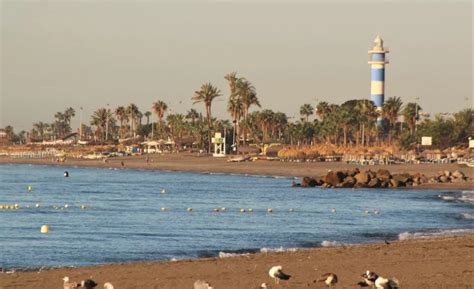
[2,73,472,151]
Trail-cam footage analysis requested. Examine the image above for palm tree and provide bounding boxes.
[227,95,243,145]
[192,83,222,153]
[186,109,200,125]
[402,102,422,135]
[236,78,260,144]
[144,111,152,125]
[127,103,140,137]
[90,108,115,141]
[383,96,403,144]
[152,100,168,139]
[115,106,128,139]
[224,72,239,97]
[299,104,314,122]
[316,101,330,121]
[33,122,48,141]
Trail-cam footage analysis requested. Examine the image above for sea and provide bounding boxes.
[0,164,472,270]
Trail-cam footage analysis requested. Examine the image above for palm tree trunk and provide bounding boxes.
[206,105,212,153]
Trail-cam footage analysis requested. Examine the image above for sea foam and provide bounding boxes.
[398,228,474,241]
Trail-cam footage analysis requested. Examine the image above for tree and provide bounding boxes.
[299,104,314,122]
[402,102,422,135]
[192,83,222,153]
[186,109,200,125]
[152,100,168,139]
[236,78,260,144]
[90,108,115,141]
[383,96,403,144]
[127,103,140,137]
[316,101,330,121]
[115,106,128,139]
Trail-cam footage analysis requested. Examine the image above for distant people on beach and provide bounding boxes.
[121,161,125,167]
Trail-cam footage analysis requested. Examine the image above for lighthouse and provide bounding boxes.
[368,35,389,124]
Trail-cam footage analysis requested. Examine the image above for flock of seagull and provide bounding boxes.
[193,267,399,289]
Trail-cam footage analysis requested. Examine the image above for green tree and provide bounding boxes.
[402,102,422,135]
[192,83,222,153]
[383,96,403,144]
[152,100,168,139]
[299,104,314,122]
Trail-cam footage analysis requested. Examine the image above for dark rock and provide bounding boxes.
[444,170,451,177]
[390,178,402,188]
[366,170,377,180]
[291,181,301,187]
[376,169,391,181]
[354,172,370,184]
[367,178,381,188]
[439,176,449,183]
[340,176,356,188]
[301,176,317,187]
[324,171,345,186]
[392,174,411,186]
[380,181,389,188]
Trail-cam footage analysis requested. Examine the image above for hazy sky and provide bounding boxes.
[1,0,472,130]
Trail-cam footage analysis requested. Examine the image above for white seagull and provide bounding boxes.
[268,265,291,285]
[194,279,214,289]
[359,271,399,289]
[318,273,338,288]
[62,276,79,289]
[103,282,114,289]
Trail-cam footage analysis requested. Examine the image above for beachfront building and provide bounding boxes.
[0,129,11,145]
[368,35,389,125]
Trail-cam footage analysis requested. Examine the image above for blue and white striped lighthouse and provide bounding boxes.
[368,35,389,123]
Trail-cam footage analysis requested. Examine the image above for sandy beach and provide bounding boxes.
[1,235,472,289]
[1,154,473,190]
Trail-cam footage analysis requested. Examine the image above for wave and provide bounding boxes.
[320,240,348,247]
[461,213,474,220]
[398,228,474,241]
[260,247,298,253]
[438,191,474,205]
[218,251,250,258]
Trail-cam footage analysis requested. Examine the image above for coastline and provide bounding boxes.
[1,154,473,190]
[1,234,473,289]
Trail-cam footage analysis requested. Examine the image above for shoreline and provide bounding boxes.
[2,234,473,289]
[1,155,473,190]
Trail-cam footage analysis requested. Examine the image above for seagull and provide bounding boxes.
[375,276,399,289]
[103,282,114,289]
[260,283,268,288]
[318,273,338,288]
[360,271,378,288]
[62,276,79,289]
[267,208,273,213]
[194,279,214,289]
[81,279,98,289]
[331,208,337,213]
[269,265,291,285]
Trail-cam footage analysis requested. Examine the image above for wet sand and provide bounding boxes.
[1,154,472,189]
[1,235,473,289]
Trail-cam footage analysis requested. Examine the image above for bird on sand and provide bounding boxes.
[318,273,338,288]
[81,279,98,289]
[268,265,291,285]
[259,283,268,288]
[194,279,214,289]
[62,276,79,289]
[359,271,399,289]
[103,282,114,289]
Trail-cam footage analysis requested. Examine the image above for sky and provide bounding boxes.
[1,0,472,131]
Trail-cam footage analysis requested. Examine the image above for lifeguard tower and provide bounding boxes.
[212,132,226,157]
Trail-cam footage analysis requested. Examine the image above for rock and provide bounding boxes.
[367,178,381,188]
[452,170,465,179]
[340,176,356,188]
[392,173,411,186]
[301,176,317,187]
[366,170,377,180]
[390,179,402,188]
[324,171,345,186]
[354,172,370,184]
[291,181,301,187]
[376,169,391,181]
[438,176,449,183]
[347,168,360,177]
[444,170,451,177]
[380,180,389,188]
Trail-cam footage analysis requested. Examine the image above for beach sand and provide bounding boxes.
[1,235,473,289]
[1,154,472,189]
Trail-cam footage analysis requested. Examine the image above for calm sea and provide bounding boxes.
[0,164,472,269]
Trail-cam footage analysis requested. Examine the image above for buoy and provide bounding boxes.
[187,208,192,212]
[40,225,49,234]
[80,204,87,209]
[0,205,4,209]
[248,208,253,212]
[374,210,380,215]
[289,208,295,212]
[267,208,273,213]
[161,189,166,194]
[161,207,167,211]
[331,208,337,213]
[64,204,69,209]
[240,208,246,213]
[14,204,19,209]
[64,171,69,177]
[27,185,32,192]
[213,208,220,212]
[364,209,370,215]
[221,207,227,212]
[35,203,40,208]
